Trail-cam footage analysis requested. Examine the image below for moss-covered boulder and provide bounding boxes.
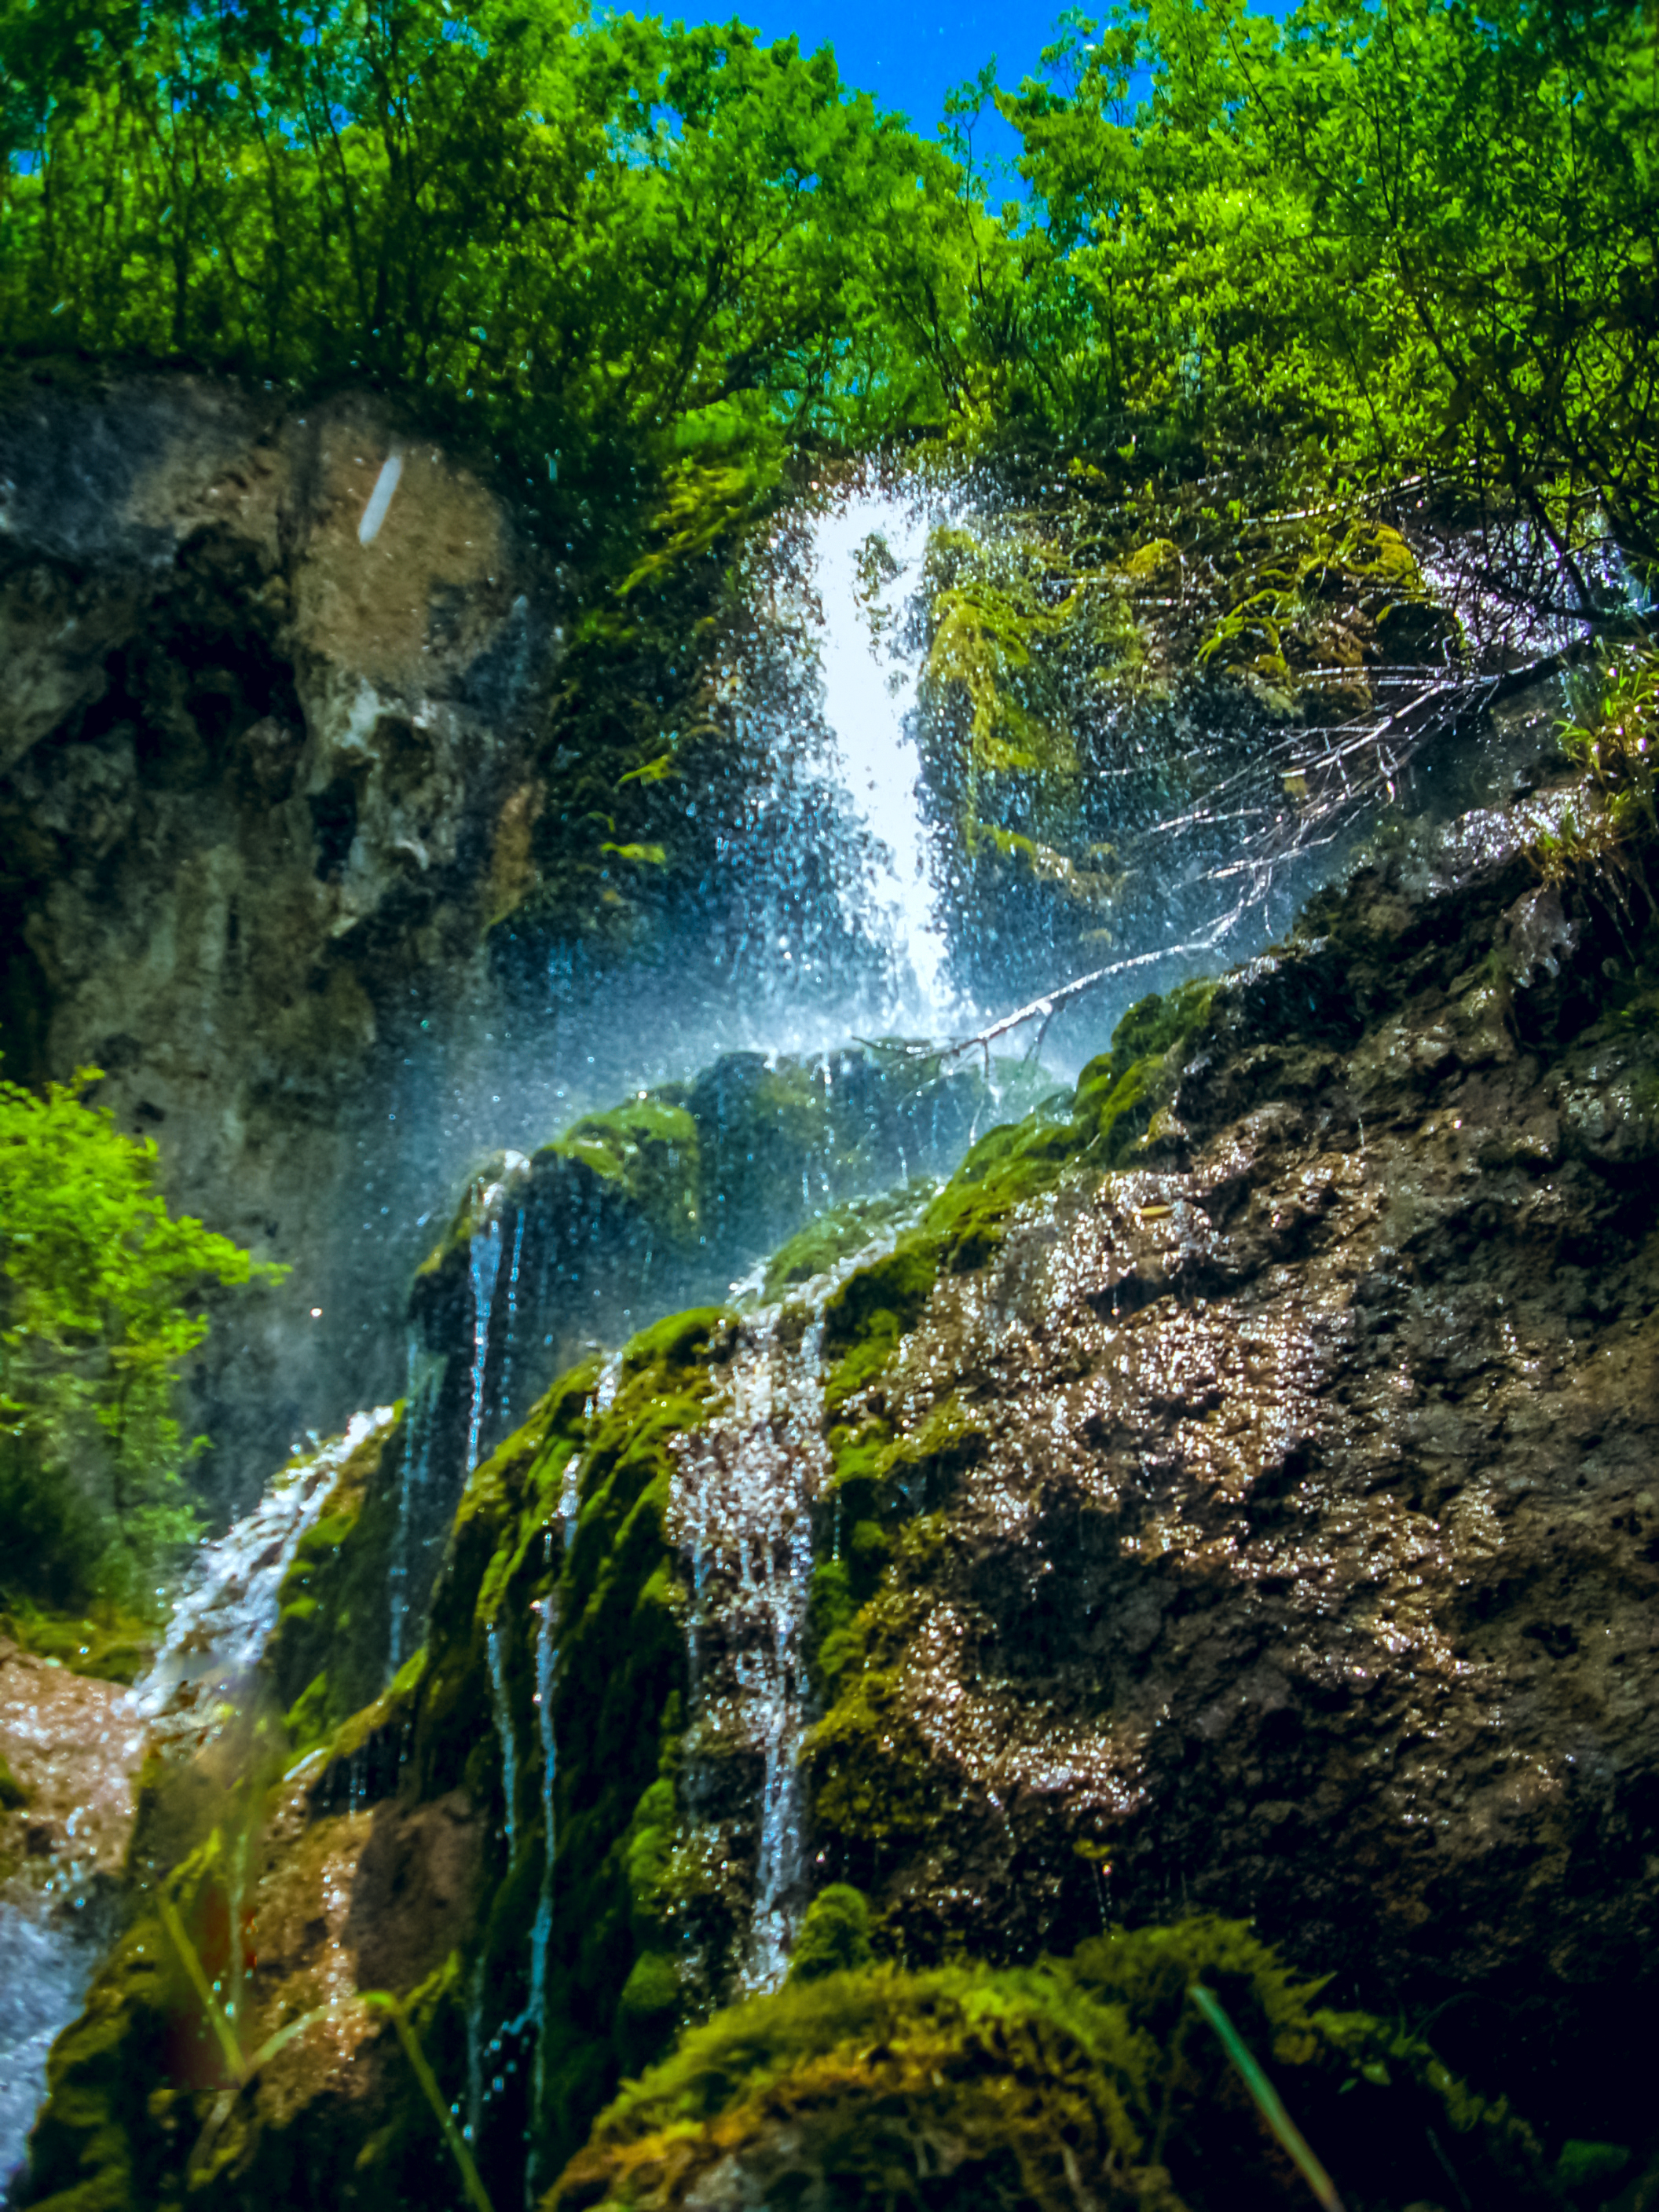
[551,1917,1558,2212]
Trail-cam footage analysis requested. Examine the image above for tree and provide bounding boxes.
[0,1069,284,1610]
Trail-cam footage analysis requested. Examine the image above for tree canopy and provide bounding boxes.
[2,0,1654,573]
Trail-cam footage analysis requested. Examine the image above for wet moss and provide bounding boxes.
[545,1099,702,1251]
[760,1185,935,1301]
[401,1304,727,2198]
[808,980,1221,1435]
[0,1600,157,1685]
[265,1410,408,1760]
[551,1916,1559,2212]
[786,1884,873,1984]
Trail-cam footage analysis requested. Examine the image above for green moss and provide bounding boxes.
[266,1410,408,1760]
[760,1185,935,1301]
[553,1917,1558,2212]
[546,1099,702,1250]
[0,1600,156,1685]
[404,1304,728,2183]
[0,1749,29,1809]
[787,1885,873,1984]
[805,978,1221,1445]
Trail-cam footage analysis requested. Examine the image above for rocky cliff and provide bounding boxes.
[19,745,1659,2212]
[0,364,565,1508]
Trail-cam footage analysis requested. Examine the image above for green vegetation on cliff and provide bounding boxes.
[0,1067,282,1609]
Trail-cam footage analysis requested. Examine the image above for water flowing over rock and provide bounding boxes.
[0,1642,148,2196]
[139,1410,399,1760]
[672,1287,841,1991]
[24,726,1659,2211]
[10,368,1659,2212]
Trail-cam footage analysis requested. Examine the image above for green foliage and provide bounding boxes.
[552,1916,1559,2212]
[0,1068,284,1609]
[1535,647,1659,921]
[0,0,969,541]
[997,0,1659,577]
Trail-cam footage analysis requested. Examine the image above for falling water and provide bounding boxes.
[141,1408,399,1750]
[388,1336,445,1679]
[804,489,954,1025]
[0,1910,104,2196]
[497,1207,528,1429]
[466,1216,505,1479]
[485,1620,518,1864]
[520,1595,561,2206]
[671,1296,839,1990]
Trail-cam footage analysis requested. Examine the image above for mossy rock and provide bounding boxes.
[551,1917,1560,2212]
[265,1408,409,1761]
[0,1602,157,1685]
[405,1303,729,2192]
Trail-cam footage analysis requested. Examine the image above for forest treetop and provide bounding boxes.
[1,0,1653,576]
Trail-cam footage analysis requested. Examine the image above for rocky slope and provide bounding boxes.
[0,364,565,1509]
[17,756,1659,2212]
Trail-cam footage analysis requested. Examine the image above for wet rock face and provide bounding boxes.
[808,809,1659,2136]
[0,1641,148,2193]
[0,1639,145,1899]
[0,365,562,1507]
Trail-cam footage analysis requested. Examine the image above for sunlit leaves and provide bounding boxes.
[0,1068,283,1605]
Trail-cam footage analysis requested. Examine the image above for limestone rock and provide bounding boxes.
[0,366,565,1509]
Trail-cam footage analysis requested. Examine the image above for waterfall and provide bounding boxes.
[671,1297,837,1990]
[804,489,954,1025]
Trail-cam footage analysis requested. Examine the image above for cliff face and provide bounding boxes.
[22,755,1659,2212]
[0,367,564,1506]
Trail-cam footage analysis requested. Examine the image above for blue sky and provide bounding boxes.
[667,0,1070,145]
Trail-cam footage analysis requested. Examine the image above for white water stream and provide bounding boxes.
[804,489,954,1025]
[141,1408,399,1751]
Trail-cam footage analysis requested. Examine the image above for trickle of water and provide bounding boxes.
[485,1620,518,1863]
[521,1594,561,2206]
[389,1334,445,1679]
[140,1408,398,1748]
[498,1207,528,1428]
[671,1305,834,1990]
[466,1216,505,1478]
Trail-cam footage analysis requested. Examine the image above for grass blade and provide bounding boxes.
[1188,1982,1345,2212]
[157,1889,247,2086]
[361,1989,496,2212]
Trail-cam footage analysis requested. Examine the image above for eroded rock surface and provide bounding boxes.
[805,804,1659,2139]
